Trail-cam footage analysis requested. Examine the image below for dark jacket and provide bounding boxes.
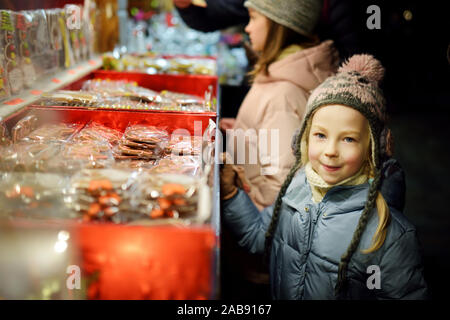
[223,168,428,299]
[176,0,363,60]
[176,0,248,32]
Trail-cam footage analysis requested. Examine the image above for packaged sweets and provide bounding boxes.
[20,10,58,78]
[11,141,64,172]
[11,114,39,143]
[60,140,115,170]
[114,124,169,160]
[45,9,64,69]
[0,56,10,101]
[68,168,143,223]
[72,121,122,147]
[15,12,37,88]
[22,123,81,143]
[136,173,199,220]
[46,9,74,69]
[40,90,99,107]
[0,10,24,95]
[64,5,82,64]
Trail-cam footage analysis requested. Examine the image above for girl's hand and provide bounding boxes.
[219,118,236,131]
[220,153,251,200]
[173,0,192,9]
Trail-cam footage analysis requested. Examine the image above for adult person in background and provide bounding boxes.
[173,0,249,32]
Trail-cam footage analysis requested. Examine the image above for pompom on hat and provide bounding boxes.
[244,0,323,38]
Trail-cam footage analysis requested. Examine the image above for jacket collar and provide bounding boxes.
[282,169,369,214]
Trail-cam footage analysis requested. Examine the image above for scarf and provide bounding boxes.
[305,162,370,203]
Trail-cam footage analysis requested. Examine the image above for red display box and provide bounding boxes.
[0,106,219,300]
[63,70,218,99]
[0,217,216,300]
[3,105,216,136]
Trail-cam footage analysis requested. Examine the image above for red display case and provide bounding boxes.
[4,105,216,135]
[0,56,222,298]
[63,70,218,100]
[0,105,220,300]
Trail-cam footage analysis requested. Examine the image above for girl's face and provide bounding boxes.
[245,8,270,52]
[308,105,370,185]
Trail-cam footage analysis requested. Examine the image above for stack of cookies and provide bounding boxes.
[114,125,169,160]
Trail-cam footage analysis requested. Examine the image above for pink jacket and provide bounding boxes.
[229,40,338,210]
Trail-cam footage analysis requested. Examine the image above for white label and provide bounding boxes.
[22,63,36,88]
[8,67,24,94]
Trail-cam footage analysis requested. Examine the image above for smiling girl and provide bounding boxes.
[219,0,339,298]
[221,54,429,299]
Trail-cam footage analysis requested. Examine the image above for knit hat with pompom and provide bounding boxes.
[265,54,391,299]
[291,54,391,165]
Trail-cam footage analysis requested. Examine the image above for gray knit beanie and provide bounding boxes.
[244,0,323,37]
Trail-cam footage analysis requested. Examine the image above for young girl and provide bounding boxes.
[220,0,338,210]
[221,54,429,299]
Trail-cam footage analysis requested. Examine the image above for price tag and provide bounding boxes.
[30,90,43,95]
[4,98,24,105]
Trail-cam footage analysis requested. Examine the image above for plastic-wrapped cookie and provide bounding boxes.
[118,144,159,158]
[124,125,169,145]
[120,137,158,150]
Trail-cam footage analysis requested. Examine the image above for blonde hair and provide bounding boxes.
[363,125,391,254]
[249,19,319,79]
[362,192,390,253]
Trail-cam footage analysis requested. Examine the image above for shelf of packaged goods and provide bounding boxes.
[0,57,103,120]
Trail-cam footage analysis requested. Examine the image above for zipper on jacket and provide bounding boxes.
[306,203,323,256]
[299,203,323,299]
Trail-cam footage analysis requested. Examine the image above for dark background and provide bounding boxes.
[360,0,450,301]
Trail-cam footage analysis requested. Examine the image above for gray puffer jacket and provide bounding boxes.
[223,169,428,300]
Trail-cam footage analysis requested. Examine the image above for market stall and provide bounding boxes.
[0,1,221,300]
